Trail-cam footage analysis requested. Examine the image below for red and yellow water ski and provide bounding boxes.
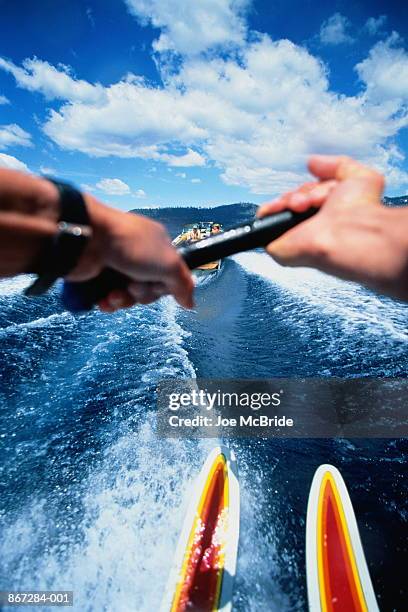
[161,446,239,612]
[306,464,379,612]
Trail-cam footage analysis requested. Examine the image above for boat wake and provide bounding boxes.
[0,250,407,611]
[234,252,408,343]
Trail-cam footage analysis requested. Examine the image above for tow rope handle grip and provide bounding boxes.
[62,207,317,312]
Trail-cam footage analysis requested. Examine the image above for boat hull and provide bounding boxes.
[196,260,221,272]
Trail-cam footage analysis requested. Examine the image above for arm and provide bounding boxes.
[258,155,408,301]
[0,170,59,276]
[0,169,194,310]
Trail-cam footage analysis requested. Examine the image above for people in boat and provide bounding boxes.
[189,225,201,242]
[211,224,222,234]
[1,154,408,309]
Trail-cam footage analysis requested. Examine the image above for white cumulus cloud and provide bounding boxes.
[95,179,146,198]
[6,34,408,194]
[0,124,32,149]
[39,77,206,162]
[125,0,249,55]
[2,1,408,194]
[0,94,9,104]
[191,178,201,183]
[160,149,206,167]
[356,33,408,103]
[0,57,106,103]
[0,152,29,172]
[96,178,131,195]
[319,13,354,45]
[364,15,387,36]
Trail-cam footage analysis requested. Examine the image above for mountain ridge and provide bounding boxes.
[129,202,258,237]
[130,196,408,238]
[383,195,408,206]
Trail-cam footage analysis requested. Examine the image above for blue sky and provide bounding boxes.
[0,0,407,209]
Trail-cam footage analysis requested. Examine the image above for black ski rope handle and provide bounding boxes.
[62,208,317,311]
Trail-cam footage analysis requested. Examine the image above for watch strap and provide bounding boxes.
[25,180,92,296]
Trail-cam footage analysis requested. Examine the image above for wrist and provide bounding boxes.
[32,177,60,221]
[65,194,117,281]
[24,179,95,295]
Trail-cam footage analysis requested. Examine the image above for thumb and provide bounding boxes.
[309,155,385,207]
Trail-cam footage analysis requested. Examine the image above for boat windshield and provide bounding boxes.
[199,222,214,230]
[182,224,198,232]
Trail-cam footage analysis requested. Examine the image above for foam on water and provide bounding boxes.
[0,275,34,296]
[0,312,71,337]
[1,422,213,611]
[234,252,408,343]
[0,282,219,611]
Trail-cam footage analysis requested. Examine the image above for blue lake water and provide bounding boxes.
[0,252,407,611]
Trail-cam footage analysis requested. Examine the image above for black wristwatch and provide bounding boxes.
[25,179,93,297]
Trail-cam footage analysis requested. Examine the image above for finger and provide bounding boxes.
[309,155,385,193]
[128,281,168,302]
[257,197,287,218]
[257,188,306,218]
[98,289,136,312]
[259,181,337,217]
[137,290,162,305]
[309,155,385,208]
[148,281,168,296]
[164,257,195,309]
[308,155,345,180]
[98,298,115,313]
[287,180,338,211]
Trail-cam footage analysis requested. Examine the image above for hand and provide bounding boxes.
[0,169,194,311]
[68,194,194,312]
[258,155,408,301]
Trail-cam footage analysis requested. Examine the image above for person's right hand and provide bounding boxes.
[68,195,194,312]
[258,155,408,301]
